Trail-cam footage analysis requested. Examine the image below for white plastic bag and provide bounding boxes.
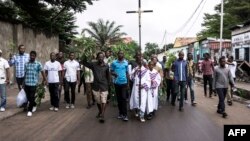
[16,89,27,107]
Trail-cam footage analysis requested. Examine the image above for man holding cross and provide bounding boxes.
[130,52,151,122]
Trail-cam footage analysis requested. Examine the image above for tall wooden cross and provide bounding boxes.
[126,0,153,107]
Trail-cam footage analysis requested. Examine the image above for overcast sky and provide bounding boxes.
[76,0,220,50]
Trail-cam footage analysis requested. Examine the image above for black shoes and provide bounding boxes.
[227,101,233,106]
[222,112,228,118]
[86,105,91,109]
[179,108,183,112]
[146,113,153,120]
[217,109,228,118]
[171,103,175,106]
[99,116,105,123]
[217,110,223,114]
[191,101,197,106]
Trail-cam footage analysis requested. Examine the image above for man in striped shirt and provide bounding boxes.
[9,45,29,91]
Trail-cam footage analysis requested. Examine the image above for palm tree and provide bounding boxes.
[82,19,127,50]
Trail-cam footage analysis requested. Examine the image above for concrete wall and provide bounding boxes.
[0,20,59,64]
[0,20,59,83]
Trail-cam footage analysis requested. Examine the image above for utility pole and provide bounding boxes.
[219,0,224,57]
[126,0,153,107]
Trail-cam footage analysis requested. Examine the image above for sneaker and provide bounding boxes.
[184,100,188,104]
[49,107,54,111]
[70,104,75,109]
[32,106,37,112]
[191,101,197,106]
[222,112,228,118]
[66,104,70,109]
[54,107,59,112]
[0,107,5,112]
[140,117,146,122]
[117,115,124,119]
[227,101,233,106]
[27,111,32,117]
[147,114,153,120]
[99,116,105,123]
[135,113,139,117]
[123,116,129,121]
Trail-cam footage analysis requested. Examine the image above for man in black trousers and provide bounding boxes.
[111,51,129,121]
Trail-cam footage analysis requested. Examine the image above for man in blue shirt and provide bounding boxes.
[111,51,129,121]
[24,51,46,117]
[172,51,187,111]
[9,45,29,91]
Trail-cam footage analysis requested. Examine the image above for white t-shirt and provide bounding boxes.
[44,61,62,83]
[63,60,80,82]
[228,61,237,78]
[0,58,10,84]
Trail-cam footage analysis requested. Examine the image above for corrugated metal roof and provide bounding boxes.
[173,37,197,48]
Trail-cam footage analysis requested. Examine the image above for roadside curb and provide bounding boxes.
[195,82,250,106]
[0,92,50,121]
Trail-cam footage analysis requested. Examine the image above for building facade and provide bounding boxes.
[231,21,250,62]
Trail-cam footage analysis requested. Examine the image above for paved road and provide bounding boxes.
[0,85,249,141]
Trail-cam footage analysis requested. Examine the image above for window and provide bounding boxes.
[235,48,239,60]
[245,48,249,62]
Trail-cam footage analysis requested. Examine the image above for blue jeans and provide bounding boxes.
[186,77,195,102]
[0,84,6,108]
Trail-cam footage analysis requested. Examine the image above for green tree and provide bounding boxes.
[143,42,159,60]
[161,43,174,52]
[82,19,127,51]
[165,52,177,69]
[69,36,97,61]
[111,41,139,61]
[0,0,94,44]
[197,0,250,39]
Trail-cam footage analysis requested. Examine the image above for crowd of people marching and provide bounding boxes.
[0,44,237,123]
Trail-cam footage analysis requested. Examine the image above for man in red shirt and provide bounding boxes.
[202,53,214,97]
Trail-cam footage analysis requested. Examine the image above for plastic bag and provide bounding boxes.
[16,89,27,107]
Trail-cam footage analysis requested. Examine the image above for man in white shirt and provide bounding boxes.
[0,50,10,112]
[63,52,80,109]
[226,56,237,106]
[104,50,111,64]
[44,52,62,111]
